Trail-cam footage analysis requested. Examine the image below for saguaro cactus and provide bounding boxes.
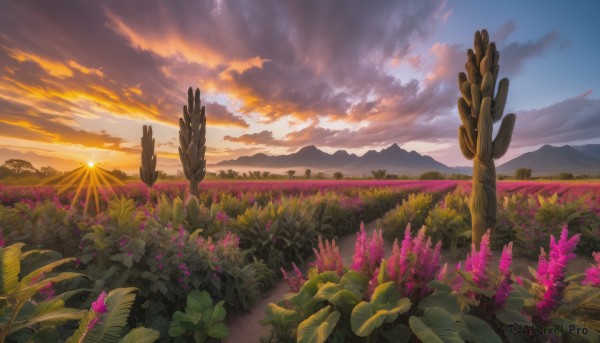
[179,87,207,196]
[457,29,516,247]
[140,125,158,187]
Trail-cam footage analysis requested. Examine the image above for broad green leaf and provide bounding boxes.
[328,290,360,315]
[408,307,464,343]
[119,327,160,343]
[20,258,76,286]
[351,297,411,337]
[1,243,23,294]
[297,306,340,343]
[314,282,341,302]
[419,292,462,320]
[427,280,453,293]
[494,307,530,326]
[212,301,227,323]
[208,322,229,339]
[370,281,401,307]
[458,315,502,343]
[187,291,213,312]
[260,303,301,326]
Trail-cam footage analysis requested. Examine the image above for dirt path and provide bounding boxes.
[226,220,592,343]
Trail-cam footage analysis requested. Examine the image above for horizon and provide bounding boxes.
[1,1,600,174]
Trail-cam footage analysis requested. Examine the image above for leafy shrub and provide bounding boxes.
[169,290,229,342]
[261,225,600,343]
[380,193,435,242]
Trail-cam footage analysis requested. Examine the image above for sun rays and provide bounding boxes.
[41,161,124,214]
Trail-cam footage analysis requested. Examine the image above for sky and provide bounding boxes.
[1,0,599,173]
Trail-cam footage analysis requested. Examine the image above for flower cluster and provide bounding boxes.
[494,242,513,307]
[87,291,108,331]
[386,225,442,298]
[583,252,600,287]
[313,236,343,276]
[464,229,493,288]
[534,226,580,324]
[282,263,306,293]
[351,222,384,278]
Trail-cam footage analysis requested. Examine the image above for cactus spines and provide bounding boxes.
[140,125,158,187]
[457,29,517,247]
[178,87,206,196]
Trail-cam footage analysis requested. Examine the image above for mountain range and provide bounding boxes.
[497,144,600,176]
[210,143,600,176]
[212,144,456,175]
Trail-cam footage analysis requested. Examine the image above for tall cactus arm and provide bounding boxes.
[476,97,493,160]
[459,126,475,159]
[492,113,516,159]
[492,78,509,121]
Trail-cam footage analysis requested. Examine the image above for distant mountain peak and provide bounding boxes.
[298,145,320,152]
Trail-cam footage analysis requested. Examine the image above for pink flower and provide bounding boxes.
[282,263,306,292]
[534,226,580,324]
[583,252,600,287]
[351,222,384,277]
[91,291,108,314]
[313,236,344,276]
[499,242,513,277]
[39,282,55,300]
[465,229,492,288]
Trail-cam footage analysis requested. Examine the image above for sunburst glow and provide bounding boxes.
[42,161,123,215]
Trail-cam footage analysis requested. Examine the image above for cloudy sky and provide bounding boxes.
[1,0,599,173]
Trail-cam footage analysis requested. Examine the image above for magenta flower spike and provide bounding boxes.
[534,226,580,323]
[583,252,600,287]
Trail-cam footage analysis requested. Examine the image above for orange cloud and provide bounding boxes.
[8,48,73,78]
[220,56,270,80]
[105,10,225,68]
[67,60,105,78]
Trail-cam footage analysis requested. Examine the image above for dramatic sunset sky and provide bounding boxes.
[1,0,599,173]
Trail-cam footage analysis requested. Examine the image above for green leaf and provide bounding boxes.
[494,307,530,326]
[1,243,23,294]
[212,301,227,323]
[20,258,76,287]
[328,290,360,315]
[119,327,160,343]
[458,315,502,343]
[66,287,138,343]
[408,307,464,343]
[314,282,342,302]
[427,280,453,293]
[208,321,229,339]
[187,291,213,312]
[351,298,412,337]
[297,306,340,343]
[557,286,600,316]
[260,303,301,327]
[419,292,462,320]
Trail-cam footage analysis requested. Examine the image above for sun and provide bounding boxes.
[88,161,95,168]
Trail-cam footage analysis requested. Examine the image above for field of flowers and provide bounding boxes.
[1,180,599,342]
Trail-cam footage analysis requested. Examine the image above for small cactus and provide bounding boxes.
[458,29,516,247]
[178,87,207,196]
[140,125,158,187]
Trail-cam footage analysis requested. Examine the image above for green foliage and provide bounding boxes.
[0,244,86,342]
[371,170,387,179]
[419,171,445,180]
[333,172,343,180]
[381,193,435,242]
[559,172,574,180]
[515,168,532,180]
[66,288,159,343]
[169,290,229,342]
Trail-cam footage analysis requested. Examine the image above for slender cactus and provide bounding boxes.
[178,87,207,196]
[140,125,158,187]
[458,29,516,247]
